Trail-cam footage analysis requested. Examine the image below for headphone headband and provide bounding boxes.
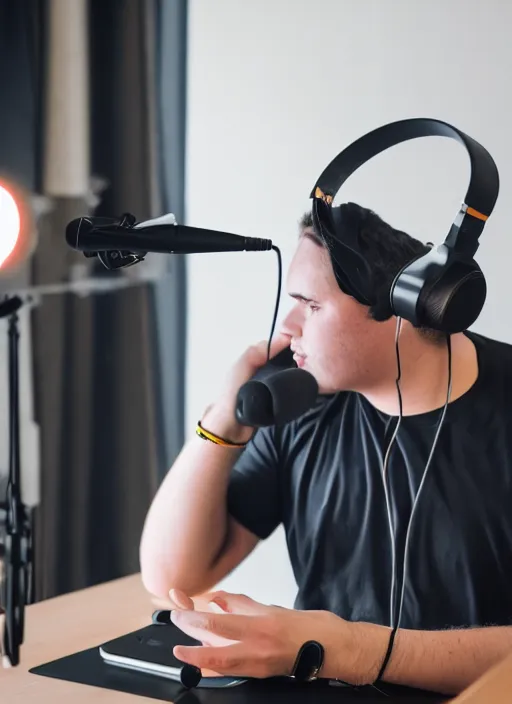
[310,118,499,221]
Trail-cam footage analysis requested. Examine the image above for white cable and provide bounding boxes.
[381,316,404,627]
[395,336,452,630]
[382,323,452,629]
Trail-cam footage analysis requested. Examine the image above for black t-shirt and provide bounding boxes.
[227,332,512,631]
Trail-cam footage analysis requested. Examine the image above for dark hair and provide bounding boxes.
[300,204,444,343]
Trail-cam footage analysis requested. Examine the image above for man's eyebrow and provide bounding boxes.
[289,293,320,305]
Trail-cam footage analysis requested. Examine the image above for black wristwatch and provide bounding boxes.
[290,640,325,682]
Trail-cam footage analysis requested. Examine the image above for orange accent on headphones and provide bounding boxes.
[314,187,333,205]
[466,206,488,222]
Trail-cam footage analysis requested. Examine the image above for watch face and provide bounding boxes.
[291,640,325,682]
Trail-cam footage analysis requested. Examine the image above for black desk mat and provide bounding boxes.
[30,643,450,703]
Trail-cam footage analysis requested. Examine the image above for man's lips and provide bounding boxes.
[293,352,306,368]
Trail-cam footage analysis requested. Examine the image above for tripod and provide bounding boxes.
[0,273,152,667]
[0,296,33,667]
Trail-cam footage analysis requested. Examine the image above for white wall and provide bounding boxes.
[185,0,512,607]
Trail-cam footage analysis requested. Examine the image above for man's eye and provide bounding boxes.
[305,303,320,316]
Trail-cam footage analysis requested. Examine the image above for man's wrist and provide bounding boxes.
[350,622,396,685]
[200,403,254,445]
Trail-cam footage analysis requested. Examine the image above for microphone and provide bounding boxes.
[65,213,273,256]
[235,349,319,427]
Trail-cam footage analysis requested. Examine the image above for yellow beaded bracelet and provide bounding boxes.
[195,420,248,448]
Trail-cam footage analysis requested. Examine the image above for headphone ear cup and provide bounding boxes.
[417,259,486,333]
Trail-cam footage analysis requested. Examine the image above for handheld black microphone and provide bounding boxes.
[65,213,273,256]
[235,349,319,427]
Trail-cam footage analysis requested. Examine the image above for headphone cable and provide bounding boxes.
[395,334,452,630]
[377,329,452,687]
[266,245,283,362]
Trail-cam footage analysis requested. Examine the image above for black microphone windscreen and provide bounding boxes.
[235,380,275,427]
[66,217,93,249]
[235,368,318,427]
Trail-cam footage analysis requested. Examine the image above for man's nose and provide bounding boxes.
[281,306,303,338]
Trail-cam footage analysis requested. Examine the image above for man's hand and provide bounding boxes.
[201,332,291,443]
[168,589,512,693]
[168,589,388,682]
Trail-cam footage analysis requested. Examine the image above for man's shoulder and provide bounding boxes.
[467,330,512,386]
[468,329,512,358]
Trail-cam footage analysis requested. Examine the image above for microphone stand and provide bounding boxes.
[0,269,175,668]
[0,295,33,667]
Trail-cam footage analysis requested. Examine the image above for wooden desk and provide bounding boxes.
[1,572,182,703]
[4,572,510,703]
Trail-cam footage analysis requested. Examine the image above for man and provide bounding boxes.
[140,203,512,695]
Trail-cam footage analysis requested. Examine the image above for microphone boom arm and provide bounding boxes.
[66,212,273,271]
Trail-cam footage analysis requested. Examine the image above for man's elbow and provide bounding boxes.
[139,553,171,599]
[140,553,214,600]
[139,533,177,598]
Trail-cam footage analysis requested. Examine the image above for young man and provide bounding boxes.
[139,203,512,695]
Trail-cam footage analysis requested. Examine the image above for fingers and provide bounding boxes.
[169,588,194,611]
[253,333,291,361]
[245,333,291,370]
[174,640,280,679]
[267,332,292,359]
[173,643,247,675]
[171,609,260,643]
[166,588,264,614]
[207,590,269,615]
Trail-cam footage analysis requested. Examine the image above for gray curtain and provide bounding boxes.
[0,0,43,193]
[153,0,188,474]
[0,0,45,600]
[30,0,188,601]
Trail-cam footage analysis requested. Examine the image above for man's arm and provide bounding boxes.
[139,421,258,598]
[139,334,290,598]
[379,625,512,695]
[163,592,512,697]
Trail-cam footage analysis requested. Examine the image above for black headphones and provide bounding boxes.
[311,118,500,333]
